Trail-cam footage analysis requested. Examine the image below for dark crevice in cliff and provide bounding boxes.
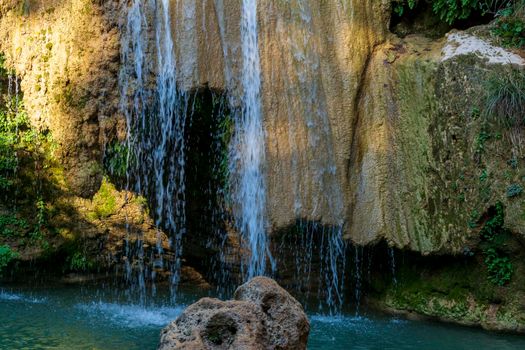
[181,88,234,284]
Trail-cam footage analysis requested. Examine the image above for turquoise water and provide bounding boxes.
[1,284,524,349]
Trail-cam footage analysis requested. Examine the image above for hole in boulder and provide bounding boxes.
[203,313,238,347]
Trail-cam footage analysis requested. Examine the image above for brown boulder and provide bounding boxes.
[158,277,310,350]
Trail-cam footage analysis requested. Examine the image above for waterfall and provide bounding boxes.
[117,0,347,310]
[229,0,274,280]
[119,0,189,300]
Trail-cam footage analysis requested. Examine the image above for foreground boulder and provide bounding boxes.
[158,277,310,349]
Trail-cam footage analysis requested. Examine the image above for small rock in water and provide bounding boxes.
[158,277,310,350]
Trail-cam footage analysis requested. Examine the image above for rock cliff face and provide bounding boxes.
[163,0,391,236]
[0,0,169,269]
[0,0,523,256]
[151,0,525,254]
[357,30,525,253]
[0,0,121,197]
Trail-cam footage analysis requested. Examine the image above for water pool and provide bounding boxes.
[1,284,524,349]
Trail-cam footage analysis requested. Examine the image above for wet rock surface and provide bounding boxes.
[158,277,310,350]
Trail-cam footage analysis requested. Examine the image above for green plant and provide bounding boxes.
[0,214,29,237]
[393,0,417,16]
[493,3,525,48]
[479,202,505,240]
[104,141,130,178]
[25,197,50,248]
[484,247,513,285]
[475,130,491,154]
[477,202,514,285]
[0,91,51,195]
[393,0,502,24]
[468,209,480,228]
[484,69,525,129]
[0,54,8,77]
[432,0,481,24]
[0,98,27,189]
[67,251,93,272]
[507,183,523,197]
[479,169,489,182]
[0,245,18,274]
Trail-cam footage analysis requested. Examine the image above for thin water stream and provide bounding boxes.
[230,0,273,280]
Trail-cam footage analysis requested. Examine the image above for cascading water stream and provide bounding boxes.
[118,0,189,301]
[229,0,274,280]
[154,0,188,294]
[119,0,148,302]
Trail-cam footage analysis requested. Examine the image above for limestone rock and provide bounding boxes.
[233,277,311,349]
[0,0,121,197]
[158,277,310,350]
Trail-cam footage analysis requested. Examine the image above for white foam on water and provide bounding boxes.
[76,302,185,328]
[0,290,47,304]
[309,314,367,325]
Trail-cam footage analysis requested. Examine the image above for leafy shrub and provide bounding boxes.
[104,142,130,179]
[0,245,18,274]
[0,214,29,237]
[493,2,525,48]
[477,203,514,285]
[393,0,417,16]
[432,0,481,24]
[484,247,513,285]
[393,0,512,24]
[67,251,93,272]
[479,202,505,240]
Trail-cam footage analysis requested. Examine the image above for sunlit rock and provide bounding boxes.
[158,277,309,350]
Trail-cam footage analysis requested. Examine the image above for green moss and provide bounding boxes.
[395,58,437,251]
[89,178,117,220]
[55,86,87,110]
[385,259,496,323]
